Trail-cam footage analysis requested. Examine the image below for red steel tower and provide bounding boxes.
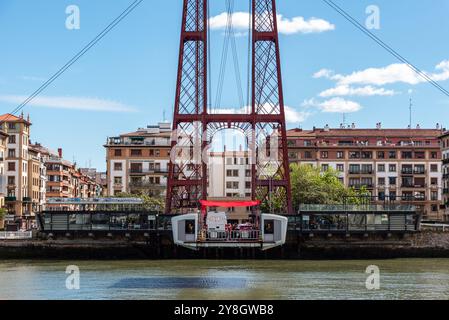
[166,0,293,215]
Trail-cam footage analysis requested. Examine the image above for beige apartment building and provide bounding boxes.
[1,113,32,226]
[0,127,8,211]
[287,125,444,221]
[440,131,449,221]
[27,145,46,216]
[105,123,171,197]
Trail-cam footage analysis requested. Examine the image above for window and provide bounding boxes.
[378,164,385,172]
[8,135,15,144]
[378,178,385,186]
[390,191,397,201]
[402,151,413,159]
[185,220,195,235]
[431,191,438,201]
[415,152,425,159]
[130,149,142,156]
[389,164,397,172]
[377,151,385,159]
[114,149,122,157]
[361,151,373,159]
[114,177,122,185]
[337,151,344,159]
[389,151,397,159]
[304,151,312,159]
[336,164,344,172]
[226,158,232,165]
[378,192,386,201]
[349,164,360,174]
[321,151,328,159]
[264,220,274,234]
[431,178,438,186]
[431,164,438,173]
[226,170,233,177]
[304,140,312,147]
[431,152,438,159]
[389,177,397,186]
[321,164,329,172]
[361,164,373,174]
[8,123,15,130]
[8,149,15,158]
[245,182,251,189]
[349,152,360,159]
[7,162,15,171]
[7,176,15,185]
[245,170,251,177]
[432,204,438,212]
[114,163,122,171]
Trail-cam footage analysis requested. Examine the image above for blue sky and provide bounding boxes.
[1,0,449,171]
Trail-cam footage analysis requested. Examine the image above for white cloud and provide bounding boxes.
[314,60,449,86]
[303,98,362,113]
[212,105,309,123]
[209,12,335,35]
[0,95,137,113]
[319,85,398,97]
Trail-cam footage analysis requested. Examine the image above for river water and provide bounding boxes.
[0,259,448,300]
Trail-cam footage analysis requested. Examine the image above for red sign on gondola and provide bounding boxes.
[199,200,261,209]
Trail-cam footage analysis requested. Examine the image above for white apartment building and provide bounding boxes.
[208,150,252,199]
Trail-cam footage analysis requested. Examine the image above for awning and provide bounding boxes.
[200,200,261,208]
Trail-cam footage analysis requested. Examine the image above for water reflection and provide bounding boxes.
[0,259,448,300]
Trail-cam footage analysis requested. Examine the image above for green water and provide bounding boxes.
[0,259,448,300]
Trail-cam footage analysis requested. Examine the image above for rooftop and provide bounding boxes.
[0,113,32,125]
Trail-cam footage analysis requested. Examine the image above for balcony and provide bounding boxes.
[401,169,413,175]
[23,197,32,203]
[129,182,166,190]
[129,168,168,175]
[5,197,16,202]
[443,159,449,165]
[401,184,426,189]
[349,184,374,189]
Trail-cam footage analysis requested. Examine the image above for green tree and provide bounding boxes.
[0,208,6,220]
[289,164,371,211]
[114,193,165,212]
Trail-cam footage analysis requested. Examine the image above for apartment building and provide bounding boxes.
[105,123,171,197]
[440,132,449,221]
[1,113,32,225]
[287,125,444,221]
[0,127,8,210]
[28,145,46,216]
[208,150,252,199]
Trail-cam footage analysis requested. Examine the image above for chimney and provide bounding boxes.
[58,148,63,158]
[351,123,356,129]
[437,123,441,130]
[324,124,330,131]
[416,124,421,129]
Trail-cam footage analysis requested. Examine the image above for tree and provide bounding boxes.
[0,208,7,230]
[114,193,165,212]
[289,164,370,211]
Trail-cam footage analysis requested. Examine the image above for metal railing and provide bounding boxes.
[298,204,416,212]
[205,230,261,242]
[0,231,33,240]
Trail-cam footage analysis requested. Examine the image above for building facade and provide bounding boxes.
[287,125,444,221]
[105,123,171,197]
[440,132,449,222]
[208,150,252,199]
[0,127,8,211]
[1,114,32,226]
